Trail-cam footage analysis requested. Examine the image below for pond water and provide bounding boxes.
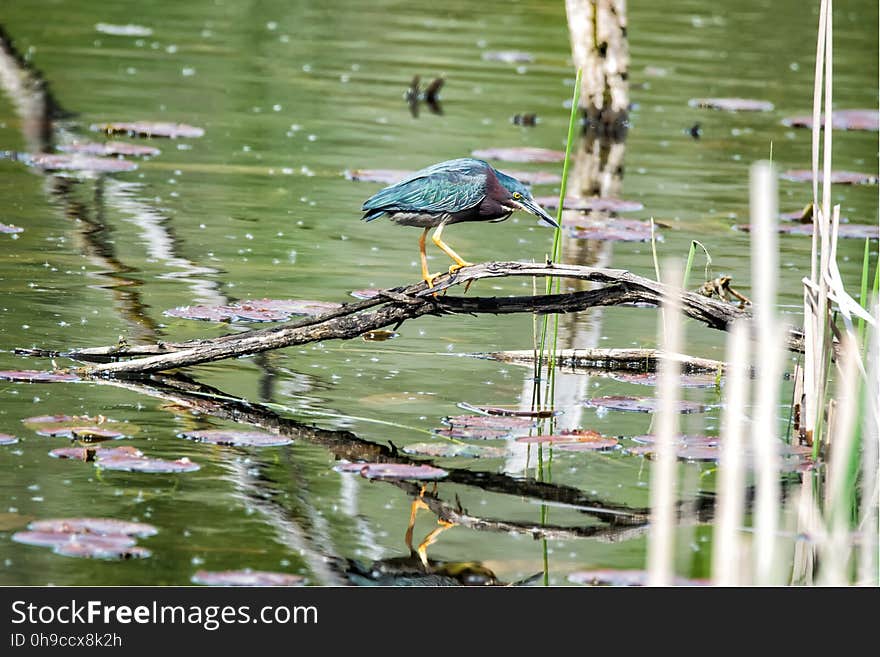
[0,0,876,585]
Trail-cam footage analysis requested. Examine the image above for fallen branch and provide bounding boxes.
[471,347,727,373]
[23,261,806,377]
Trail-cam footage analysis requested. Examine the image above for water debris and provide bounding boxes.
[192,570,305,586]
[568,569,709,586]
[164,298,341,322]
[781,109,879,131]
[96,454,199,474]
[49,445,143,461]
[28,517,158,537]
[442,414,535,429]
[516,430,617,450]
[24,414,136,440]
[688,98,774,112]
[362,330,398,341]
[402,442,505,459]
[179,429,293,447]
[432,427,512,440]
[606,372,720,387]
[350,288,383,299]
[698,276,751,309]
[511,113,538,126]
[28,153,138,173]
[687,122,702,139]
[567,218,655,242]
[735,223,878,239]
[405,75,444,117]
[0,223,24,233]
[333,462,448,480]
[780,170,877,185]
[0,433,19,446]
[538,196,644,212]
[481,50,534,64]
[471,147,565,163]
[456,402,560,418]
[91,121,205,139]
[346,168,561,186]
[58,141,160,157]
[0,370,80,383]
[95,23,153,37]
[584,395,708,414]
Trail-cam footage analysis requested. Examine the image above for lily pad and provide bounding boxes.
[780,170,877,185]
[58,141,160,157]
[164,299,340,322]
[556,440,619,452]
[49,445,143,461]
[481,50,534,64]
[96,454,200,473]
[735,222,879,239]
[0,433,19,446]
[13,530,134,549]
[781,109,879,131]
[28,517,158,537]
[334,462,448,480]
[471,147,565,163]
[536,196,644,213]
[55,540,151,560]
[689,98,774,112]
[516,430,617,450]
[30,416,131,440]
[91,121,205,139]
[567,218,654,242]
[585,395,708,414]
[192,570,305,586]
[350,288,383,299]
[235,298,341,316]
[402,442,506,459]
[0,370,80,382]
[29,153,137,173]
[456,402,560,418]
[569,569,708,586]
[607,372,721,387]
[432,427,512,440]
[442,414,534,429]
[0,223,23,233]
[179,429,292,447]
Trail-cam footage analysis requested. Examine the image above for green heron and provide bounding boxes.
[361,157,558,286]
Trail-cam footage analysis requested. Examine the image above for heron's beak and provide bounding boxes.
[517,196,559,228]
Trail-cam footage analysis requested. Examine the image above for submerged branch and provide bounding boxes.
[23,261,806,377]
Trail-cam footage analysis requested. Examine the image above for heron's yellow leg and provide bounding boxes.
[416,520,455,568]
[431,223,473,274]
[405,485,430,551]
[419,228,442,287]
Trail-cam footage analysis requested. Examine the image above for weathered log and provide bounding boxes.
[22,260,807,377]
[472,348,727,373]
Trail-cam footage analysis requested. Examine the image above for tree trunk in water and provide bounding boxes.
[565,0,629,139]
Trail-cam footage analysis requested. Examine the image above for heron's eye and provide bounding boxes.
[513,192,522,200]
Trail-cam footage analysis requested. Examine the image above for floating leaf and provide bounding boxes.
[164,304,237,322]
[236,298,341,316]
[192,570,305,586]
[432,427,512,440]
[735,222,878,239]
[49,445,143,461]
[23,414,135,437]
[164,299,340,322]
[0,433,19,446]
[555,439,620,452]
[780,170,877,185]
[13,530,134,549]
[0,223,23,233]
[585,395,707,414]
[58,141,160,157]
[222,304,290,322]
[0,370,80,382]
[179,429,293,447]
[481,50,534,64]
[471,147,565,163]
[350,288,382,299]
[334,462,448,480]
[569,569,708,586]
[535,196,644,213]
[28,518,157,537]
[607,372,720,387]
[443,414,534,429]
[516,430,617,450]
[402,442,506,459]
[689,98,774,112]
[781,109,879,131]
[567,218,654,242]
[96,455,200,473]
[456,402,560,418]
[29,153,137,173]
[55,540,151,560]
[91,121,205,139]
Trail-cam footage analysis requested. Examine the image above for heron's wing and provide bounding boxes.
[362,169,486,216]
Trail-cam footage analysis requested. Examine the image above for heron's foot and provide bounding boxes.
[423,271,442,290]
[405,486,431,551]
[448,261,473,275]
[416,519,456,568]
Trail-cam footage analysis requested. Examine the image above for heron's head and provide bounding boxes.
[494,170,559,228]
